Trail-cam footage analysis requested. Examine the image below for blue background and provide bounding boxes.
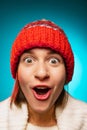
[0,0,87,102]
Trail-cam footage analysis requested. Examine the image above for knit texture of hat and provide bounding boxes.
[10,19,74,83]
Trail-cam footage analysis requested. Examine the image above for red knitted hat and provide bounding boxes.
[10,19,74,83]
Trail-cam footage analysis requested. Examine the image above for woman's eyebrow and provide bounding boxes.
[23,50,34,54]
[47,50,59,55]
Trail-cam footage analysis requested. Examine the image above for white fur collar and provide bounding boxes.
[0,96,87,130]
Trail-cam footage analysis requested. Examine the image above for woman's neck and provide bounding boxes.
[28,105,57,127]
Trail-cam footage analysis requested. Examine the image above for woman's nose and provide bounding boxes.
[34,63,49,81]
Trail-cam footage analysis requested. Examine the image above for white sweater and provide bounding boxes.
[0,95,87,130]
[26,123,58,130]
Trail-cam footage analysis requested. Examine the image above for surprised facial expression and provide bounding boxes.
[17,48,66,113]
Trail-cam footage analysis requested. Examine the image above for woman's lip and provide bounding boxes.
[32,85,51,89]
[32,89,52,101]
[32,85,52,101]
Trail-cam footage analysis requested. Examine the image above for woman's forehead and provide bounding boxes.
[20,47,64,62]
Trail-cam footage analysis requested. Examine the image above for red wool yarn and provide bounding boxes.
[10,19,74,83]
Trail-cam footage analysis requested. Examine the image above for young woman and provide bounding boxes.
[0,19,87,130]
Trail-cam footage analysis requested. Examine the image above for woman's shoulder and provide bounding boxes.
[68,94,87,109]
[56,94,87,130]
[0,97,27,112]
[0,97,11,115]
[56,93,87,116]
[0,97,11,107]
[0,97,11,125]
[64,94,87,117]
[0,98,28,129]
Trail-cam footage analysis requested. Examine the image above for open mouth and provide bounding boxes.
[32,86,51,100]
[33,87,51,95]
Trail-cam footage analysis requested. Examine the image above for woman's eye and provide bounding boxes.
[49,58,59,64]
[24,58,33,63]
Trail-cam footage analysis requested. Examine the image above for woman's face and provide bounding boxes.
[17,48,66,113]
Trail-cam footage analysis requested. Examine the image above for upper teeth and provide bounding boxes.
[36,87,47,89]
